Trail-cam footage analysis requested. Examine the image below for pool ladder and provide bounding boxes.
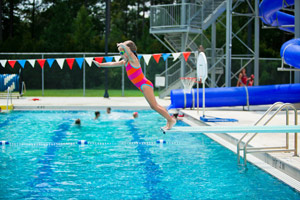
[6,86,13,112]
[237,102,298,166]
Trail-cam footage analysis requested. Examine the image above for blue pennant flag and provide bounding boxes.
[104,56,113,62]
[18,60,26,68]
[75,58,84,69]
[162,53,171,61]
[47,59,55,68]
[138,55,142,61]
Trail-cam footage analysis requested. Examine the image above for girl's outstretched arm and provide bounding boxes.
[93,60,125,68]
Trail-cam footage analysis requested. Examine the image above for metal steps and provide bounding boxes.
[150,0,228,98]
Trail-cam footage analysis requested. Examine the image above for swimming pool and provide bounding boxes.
[0,110,299,199]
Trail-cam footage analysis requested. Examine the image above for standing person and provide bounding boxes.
[198,45,205,53]
[93,40,176,130]
[236,68,248,87]
[248,74,255,86]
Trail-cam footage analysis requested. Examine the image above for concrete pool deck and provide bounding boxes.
[3,96,300,191]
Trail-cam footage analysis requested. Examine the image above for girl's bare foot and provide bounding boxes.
[165,118,176,130]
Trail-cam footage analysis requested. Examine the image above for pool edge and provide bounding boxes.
[181,112,300,192]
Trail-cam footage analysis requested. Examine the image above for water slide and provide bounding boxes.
[168,84,300,109]
[259,0,300,69]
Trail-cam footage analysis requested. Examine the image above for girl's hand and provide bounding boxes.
[92,60,102,68]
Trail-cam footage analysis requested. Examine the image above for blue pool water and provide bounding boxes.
[0,110,299,199]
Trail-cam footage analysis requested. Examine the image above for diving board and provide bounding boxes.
[162,125,300,134]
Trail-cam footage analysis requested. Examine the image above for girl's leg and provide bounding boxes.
[142,86,176,129]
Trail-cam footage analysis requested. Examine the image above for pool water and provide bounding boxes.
[0,110,299,199]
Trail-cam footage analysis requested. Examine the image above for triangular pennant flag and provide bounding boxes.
[56,59,65,69]
[172,53,181,61]
[94,57,104,64]
[85,57,93,67]
[104,56,113,62]
[47,58,55,68]
[0,60,7,68]
[28,59,36,68]
[138,55,142,61]
[162,53,171,61]
[66,58,75,70]
[8,60,17,68]
[37,59,46,69]
[18,60,26,68]
[75,58,84,69]
[152,54,162,63]
[143,54,152,65]
[182,52,191,62]
[113,56,121,62]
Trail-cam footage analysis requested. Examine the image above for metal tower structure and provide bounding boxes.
[150,0,260,98]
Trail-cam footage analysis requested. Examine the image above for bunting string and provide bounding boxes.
[0,52,194,69]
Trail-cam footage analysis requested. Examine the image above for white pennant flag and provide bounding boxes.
[143,54,152,66]
[28,59,36,68]
[56,59,65,69]
[113,56,121,62]
[172,53,181,61]
[0,60,7,68]
[85,57,93,67]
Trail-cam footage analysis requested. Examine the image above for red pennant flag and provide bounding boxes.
[94,57,104,64]
[37,59,46,69]
[66,58,75,70]
[152,54,162,63]
[182,52,191,62]
[8,60,17,68]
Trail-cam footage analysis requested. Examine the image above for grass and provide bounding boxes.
[22,89,160,97]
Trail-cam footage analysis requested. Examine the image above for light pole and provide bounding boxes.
[104,0,110,98]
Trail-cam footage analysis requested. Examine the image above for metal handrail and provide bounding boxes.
[159,60,181,77]
[237,102,298,165]
[243,103,298,165]
[237,102,284,163]
[150,3,202,29]
[6,86,13,112]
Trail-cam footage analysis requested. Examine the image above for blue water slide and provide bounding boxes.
[259,0,300,69]
[280,38,300,69]
[168,84,300,109]
[259,0,294,32]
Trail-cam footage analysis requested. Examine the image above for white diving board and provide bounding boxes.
[162,125,300,134]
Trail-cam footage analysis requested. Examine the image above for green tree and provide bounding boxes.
[71,5,98,51]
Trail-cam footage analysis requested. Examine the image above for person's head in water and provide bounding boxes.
[106,107,111,114]
[95,111,100,119]
[133,112,138,119]
[75,118,81,125]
